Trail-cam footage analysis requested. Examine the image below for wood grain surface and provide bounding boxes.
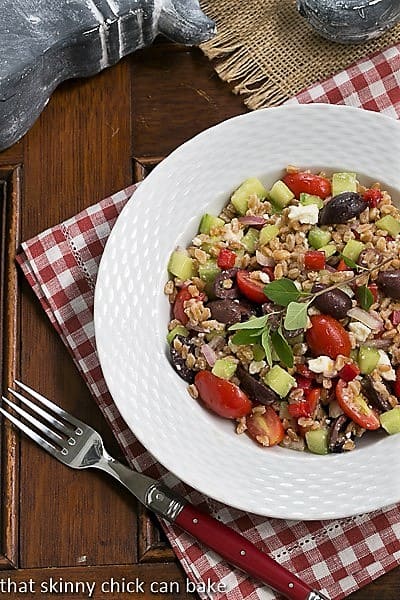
[0,40,398,599]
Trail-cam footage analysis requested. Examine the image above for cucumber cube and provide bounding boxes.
[199,213,225,234]
[166,325,189,345]
[357,346,379,374]
[168,251,195,280]
[269,181,295,209]
[332,172,357,196]
[212,358,237,380]
[241,227,259,253]
[306,428,329,455]
[308,227,332,249]
[299,193,324,209]
[376,215,400,238]
[263,365,296,398]
[342,240,365,262]
[198,260,220,284]
[231,178,267,215]
[319,244,337,259]
[259,224,279,246]
[380,408,400,434]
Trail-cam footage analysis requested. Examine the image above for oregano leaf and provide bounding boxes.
[263,278,301,307]
[261,327,273,367]
[284,301,311,331]
[356,285,374,311]
[271,329,294,368]
[228,315,269,331]
[231,329,262,346]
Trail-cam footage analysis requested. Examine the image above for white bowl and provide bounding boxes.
[94,104,400,519]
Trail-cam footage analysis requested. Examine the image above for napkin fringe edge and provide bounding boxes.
[201,29,289,110]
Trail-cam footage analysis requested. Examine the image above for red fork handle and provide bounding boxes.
[175,504,317,600]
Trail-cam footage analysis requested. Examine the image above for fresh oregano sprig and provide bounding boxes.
[228,257,391,370]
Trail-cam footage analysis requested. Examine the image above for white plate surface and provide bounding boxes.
[94,104,400,519]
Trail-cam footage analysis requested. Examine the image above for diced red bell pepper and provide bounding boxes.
[368,283,379,303]
[304,250,325,271]
[288,388,321,418]
[304,388,321,413]
[337,259,353,272]
[338,362,360,382]
[296,364,315,379]
[391,310,400,326]
[394,368,400,398]
[217,248,237,269]
[288,402,310,418]
[363,188,382,209]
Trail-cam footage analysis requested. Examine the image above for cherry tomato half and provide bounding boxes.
[194,371,252,419]
[306,314,351,359]
[282,172,331,199]
[236,270,268,304]
[336,379,380,430]
[173,288,205,324]
[246,406,284,446]
[173,288,192,324]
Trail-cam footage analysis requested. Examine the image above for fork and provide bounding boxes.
[0,381,329,600]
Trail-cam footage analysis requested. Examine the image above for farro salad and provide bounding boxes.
[165,168,400,454]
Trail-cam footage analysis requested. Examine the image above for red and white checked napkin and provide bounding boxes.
[17,44,400,600]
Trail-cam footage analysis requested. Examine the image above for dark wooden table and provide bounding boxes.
[0,40,398,600]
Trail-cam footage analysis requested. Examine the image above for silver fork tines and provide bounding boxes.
[0,381,162,508]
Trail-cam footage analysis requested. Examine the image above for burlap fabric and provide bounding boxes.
[200,0,400,108]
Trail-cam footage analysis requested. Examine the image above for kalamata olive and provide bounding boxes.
[207,299,242,326]
[329,414,349,453]
[213,268,239,299]
[377,270,400,299]
[170,346,195,383]
[236,365,279,405]
[361,375,392,412]
[318,192,366,226]
[311,283,352,319]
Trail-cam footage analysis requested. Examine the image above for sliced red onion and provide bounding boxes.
[201,344,217,367]
[255,250,275,267]
[238,216,267,227]
[347,307,384,331]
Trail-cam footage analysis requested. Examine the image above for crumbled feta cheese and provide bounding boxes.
[349,322,371,342]
[259,272,270,284]
[308,356,336,377]
[222,224,243,243]
[308,305,321,316]
[191,236,203,247]
[249,360,266,375]
[378,350,396,381]
[287,204,319,225]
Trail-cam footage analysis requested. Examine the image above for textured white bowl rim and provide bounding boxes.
[95,104,400,519]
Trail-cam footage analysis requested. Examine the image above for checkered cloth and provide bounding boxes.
[16,44,400,600]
